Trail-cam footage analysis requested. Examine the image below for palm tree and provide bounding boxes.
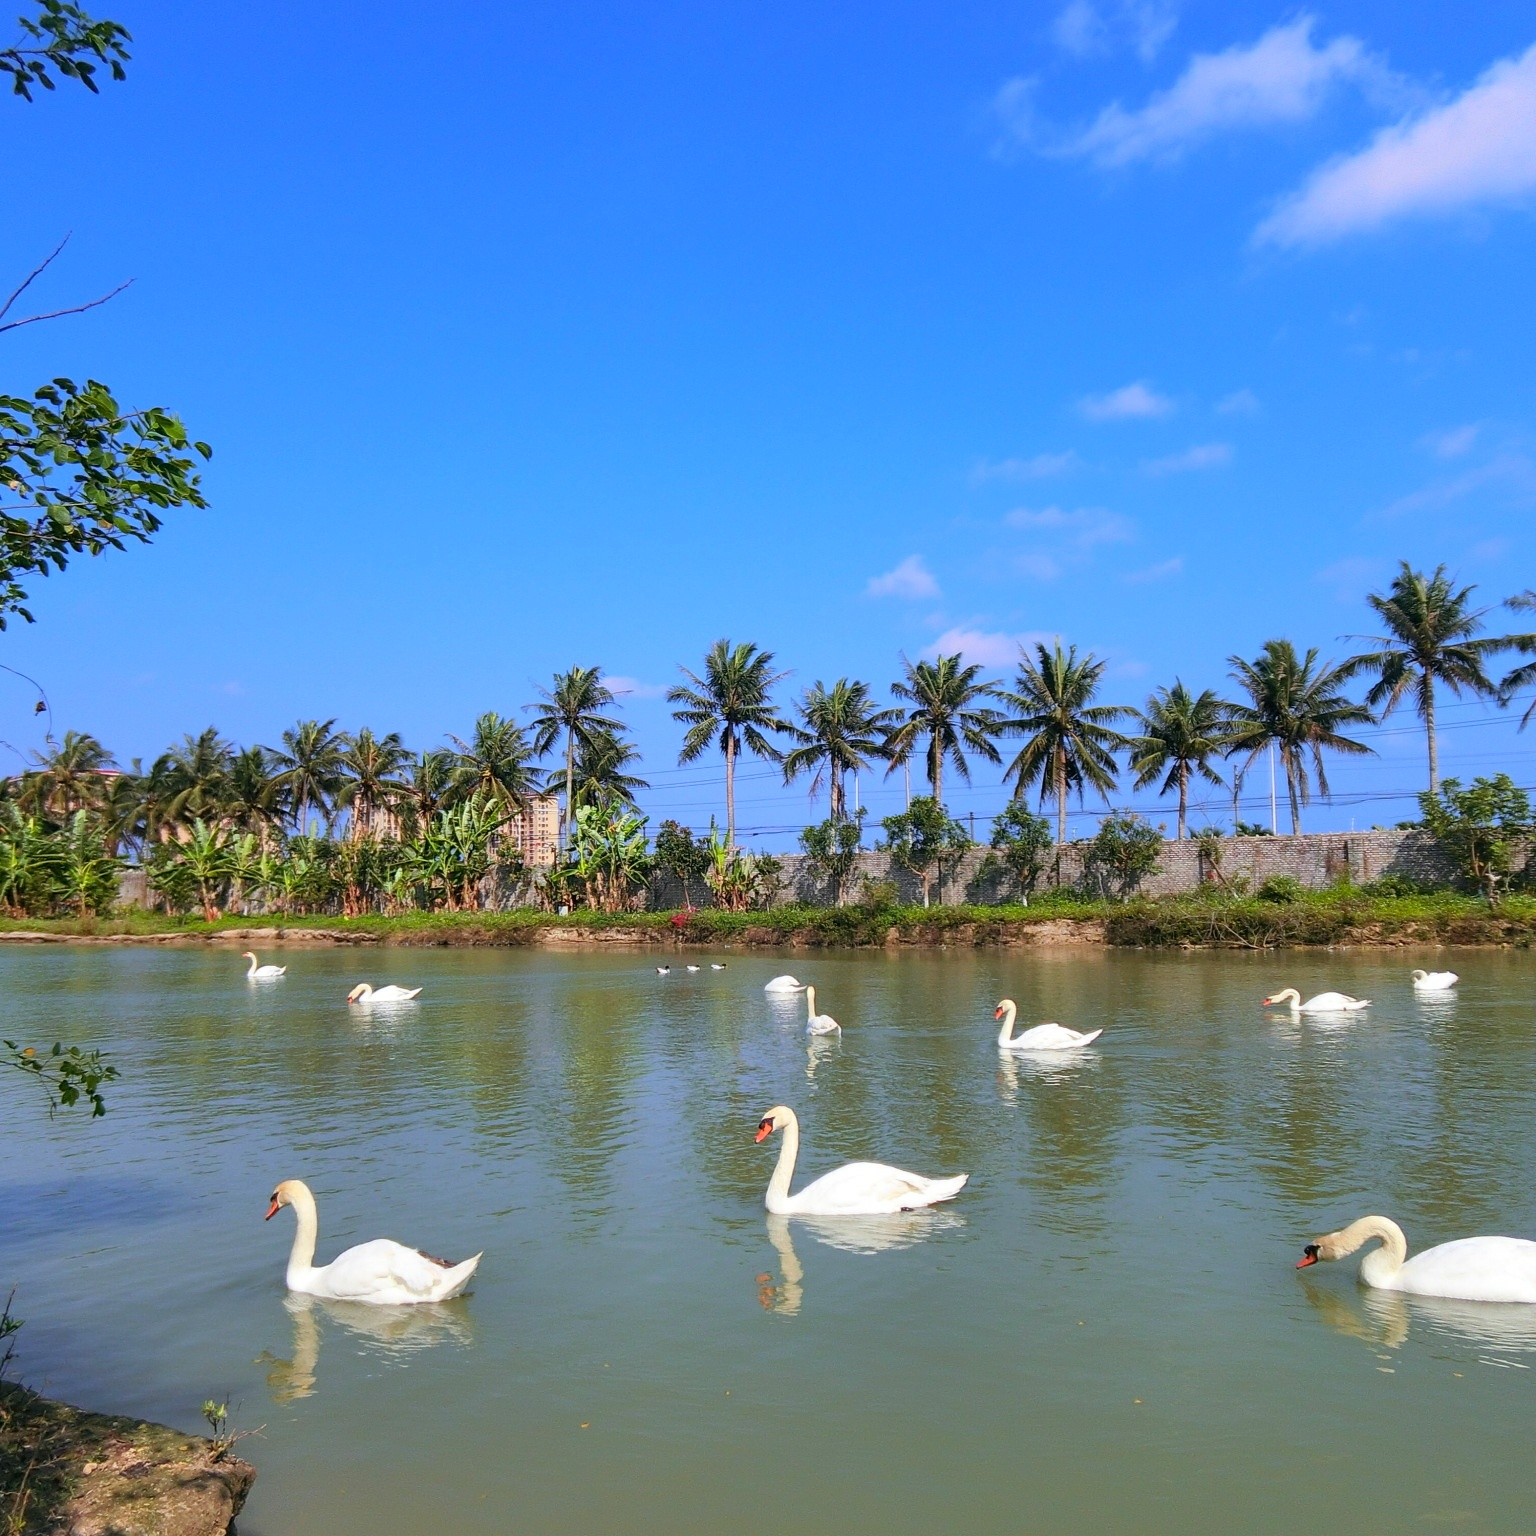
[528,666,623,852]
[997,643,1129,843]
[1227,640,1374,834]
[268,718,346,835]
[570,727,649,812]
[668,639,793,846]
[885,654,1004,807]
[782,678,898,821]
[224,746,284,842]
[1341,562,1511,792]
[1128,683,1235,840]
[1496,589,1536,728]
[154,729,236,834]
[24,730,115,819]
[447,712,541,811]
[402,749,455,835]
[338,728,411,839]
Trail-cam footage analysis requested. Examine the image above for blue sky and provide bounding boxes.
[4,0,1536,845]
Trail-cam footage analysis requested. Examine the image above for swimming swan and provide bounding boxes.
[993,998,1101,1051]
[1411,969,1459,991]
[1297,1215,1536,1304]
[754,1105,967,1216]
[805,985,841,1036]
[1263,987,1370,1014]
[764,975,806,993]
[265,1179,481,1305]
[243,951,286,978]
[346,983,423,1003]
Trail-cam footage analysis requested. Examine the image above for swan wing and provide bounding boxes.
[807,1016,841,1035]
[788,1161,968,1215]
[1414,972,1458,990]
[1301,992,1369,1012]
[764,976,804,992]
[312,1239,471,1304]
[1007,1023,1102,1050]
[1394,1237,1536,1305]
[370,985,422,1001]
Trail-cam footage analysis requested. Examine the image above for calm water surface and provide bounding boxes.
[4,945,1536,1534]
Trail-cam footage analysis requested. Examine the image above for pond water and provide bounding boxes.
[4,944,1536,1534]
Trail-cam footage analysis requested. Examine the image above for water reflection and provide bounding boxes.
[261,1292,476,1403]
[1302,1279,1536,1356]
[806,1035,839,1081]
[995,1048,1100,1100]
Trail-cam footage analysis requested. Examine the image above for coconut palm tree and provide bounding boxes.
[528,666,623,852]
[885,655,1004,808]
[447,712,541,811]
[402,749,455,836]
[569,727,648,812]
[268,718,346,835]
[23,730,115,819]
[1341,562,1511,792]
[224,746,284,842]
[997,643,1129,844]
[668,639,793,846]
[782,678,899,822]
[1226,640,1374,834]
[1128,683,1235,839]
[337,728,411,839]
[1496,589,1536,728]
[153,729,236,834]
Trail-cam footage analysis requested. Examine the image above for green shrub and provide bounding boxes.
[1256,875,1304,904]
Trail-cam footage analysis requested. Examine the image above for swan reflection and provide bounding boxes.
[1303,1279,1536,1356]
[759,1209,965,1314]
[996,1048,1100,1101]
[806,1035,839,1081]
[261,1291,476,1403]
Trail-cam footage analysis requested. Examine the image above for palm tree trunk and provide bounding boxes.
[725,731,737,847]
[1177,764,1188,840]
[1424,677,1439,793]
[830,766,844,823]
[1285,749,1302,834]
[930,732,942,806]
[565,729,575,856]
[1055,752,1066,845]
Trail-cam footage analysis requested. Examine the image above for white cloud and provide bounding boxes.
[1379,454,1536,518]
[1423,424,1479,458]
[971,450,1081,482]
[924,628,1052,668]
[1314,557,1386,600]
[607,675,669,700]
[1016,553,1063,581]
[1005,505,1134,547]
[866,554,941,600]
[1080,380,1173,420]
[1064,18,1376,167]
[1216,388,1261,415]
[1260,42,1536,246]
[1053,0,1177,63]
[1143,442,1233,475]
[1124,556,1184,583]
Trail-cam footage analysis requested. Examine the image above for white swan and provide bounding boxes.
[993,998,1101,1051]
[686,964,701,973]
[1298,1215,1536,1304]
[346,983,422,1003]
[804,985,841,1035]
[265,1179,480,1304]
[711,963,727,971]
[656,965,671,974]
[1263,987,1370,1014]
[1411,969,1459,991]
[243,951,286,979]
[755,1105,967,1216]
[764,974,805,993]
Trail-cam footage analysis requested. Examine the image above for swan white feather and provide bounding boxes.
[1411,969,1459,991]
[243,951,286,979]
[804,984,841,1035]
[1263,987,1370,1014]
[346,983,422,1003]
[764,974,805,993]
[1299,1215,1536,1305]
[993,998,1101,1051]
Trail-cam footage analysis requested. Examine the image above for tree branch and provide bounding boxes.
[0,277,132,335]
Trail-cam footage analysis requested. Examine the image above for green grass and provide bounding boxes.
[3,888,1533,947]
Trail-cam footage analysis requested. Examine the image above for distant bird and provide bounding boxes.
[710,963,727,971]
[243,951,286,979]
[1411,969,1459,992]
[346,983,422,1003]
[686,964,701,973]
[764,975,806,994]
[656,966,672,975]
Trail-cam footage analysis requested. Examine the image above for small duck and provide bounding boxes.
[656,965,672,975]
[710,963,727,971]
[686,964,701,973]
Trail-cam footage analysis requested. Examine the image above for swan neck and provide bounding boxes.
[804,987,816,1020]
[1339,1216,1408,1280]
[286,1183,320,1284]
[766,1112,799,1214]
[246,954,257,976]
[996,1000,1018,1046]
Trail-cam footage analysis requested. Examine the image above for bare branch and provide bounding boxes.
[0,278,133,335]
[0,233,72,323]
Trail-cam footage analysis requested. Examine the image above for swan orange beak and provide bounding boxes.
[265,1197,281,1221]
[994,1005,1005,1020]
[1296,1244,1320,1269]
[755,1121,774,1143]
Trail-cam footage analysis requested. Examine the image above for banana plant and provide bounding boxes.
[0,805,61,915]
[178,818,234,921]
[570,804,650,912]
[56,810,124,917]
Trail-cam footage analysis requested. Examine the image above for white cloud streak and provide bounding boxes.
[1216,388,1261,415]
[971,451,1081,482]
[1005,505,1134,546]
[1142,442,1233,475]
[1062,18,1375,167]
[866,554,941,600]
[1124,556,1184,583]
[923,628,1052,668]
[1259,42,1536,246]
[1080,380,1173,420]
[607,675,669,700]
[1423,424,1479,458]
[1053,0,1177,63]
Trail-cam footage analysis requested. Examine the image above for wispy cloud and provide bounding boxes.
[923,627,1052,668]
[1143,442,1232,475]
[1258,41,1536,246]
[866,554,941,600]
[1216,388,1261,415]
[1314,557,1387,601]
[1080,380,1173,420]
[1005,505,1134,547]
[1422,424,1480,458]
[1379,454,1536,518]
[971,450,1082,482]
[1052,0,1177,63]
[607,675,669,700]
[1057,18,1378,167]
[1124,556,1184,583]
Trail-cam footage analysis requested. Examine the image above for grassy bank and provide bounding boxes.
[1,890,1534,948]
